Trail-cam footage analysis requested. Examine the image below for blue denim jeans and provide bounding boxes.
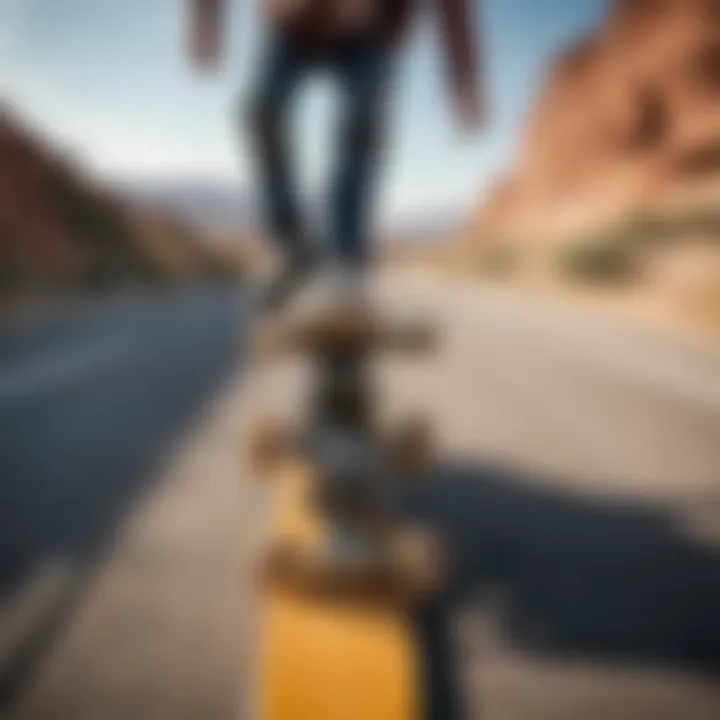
[248,30,391,268]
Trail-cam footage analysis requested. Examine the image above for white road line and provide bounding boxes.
[0,558,75,674]
[0,336,136,404]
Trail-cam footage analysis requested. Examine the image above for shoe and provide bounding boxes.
[258,246,320,314]
[283,262,372,325]
[330,264,370,314]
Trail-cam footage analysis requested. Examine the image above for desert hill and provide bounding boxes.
[0,106,240,302]
[473,0,720,244]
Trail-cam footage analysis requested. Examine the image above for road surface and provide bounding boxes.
[1,276,719,719]
[0,286,244,716]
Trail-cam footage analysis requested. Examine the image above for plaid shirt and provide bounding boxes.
[273,0,479,94]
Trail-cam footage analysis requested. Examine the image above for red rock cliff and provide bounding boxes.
[476,0,720,242]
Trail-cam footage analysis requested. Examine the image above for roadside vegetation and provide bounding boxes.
[475,244,523,278]
[555,206,720,285]
[468,205,720,331]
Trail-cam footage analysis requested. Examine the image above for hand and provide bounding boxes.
[454,84,485,136]
[188,10,222,74]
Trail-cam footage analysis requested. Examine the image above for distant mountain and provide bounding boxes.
[116,179,257,232]
[118,178,461,249]
[380,211,462,245]
[0,106,240,301]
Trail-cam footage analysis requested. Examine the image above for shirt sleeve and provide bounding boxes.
[434,0,481,99]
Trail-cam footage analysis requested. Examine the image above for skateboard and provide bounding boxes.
[250,307,441,720]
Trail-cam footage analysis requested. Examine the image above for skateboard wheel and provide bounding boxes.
[389,527,443,598]
[304,308,375,350]
[389,321,437,354]
[388,416,434,476]
[258,526,444,602]
[257,541,319,591]
[257,542,333,596]
[248,416,288,478]
[250,322,293,360]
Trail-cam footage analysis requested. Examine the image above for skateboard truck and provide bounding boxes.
[250,414,434,479]
[260,525,442,603]
[252,306,437,360]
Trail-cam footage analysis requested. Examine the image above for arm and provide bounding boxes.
[435,0,485,132]
[187,0,226,72]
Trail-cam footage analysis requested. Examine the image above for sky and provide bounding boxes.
[0,0,607,227]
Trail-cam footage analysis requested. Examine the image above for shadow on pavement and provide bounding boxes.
[399,459,720,719]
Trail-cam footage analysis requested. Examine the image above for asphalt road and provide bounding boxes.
[1,277,719,720]
[0,285,245,714]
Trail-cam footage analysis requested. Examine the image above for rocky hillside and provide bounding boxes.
[474,0,720,244]
[0,106,240,301]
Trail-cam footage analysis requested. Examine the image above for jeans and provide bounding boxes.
[247,30,391,268]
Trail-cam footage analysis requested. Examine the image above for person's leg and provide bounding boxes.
[247,32,322,310]
[330,35,391,270]
[247,31,312,260]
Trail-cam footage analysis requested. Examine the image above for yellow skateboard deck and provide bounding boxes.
[256,465,422,720]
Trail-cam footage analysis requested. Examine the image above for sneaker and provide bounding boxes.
[258,246,320,315]
[284,262,372,325]
[331,264,370,313]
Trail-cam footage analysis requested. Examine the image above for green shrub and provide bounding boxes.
[620,210,677,247]
[617,207,720,249]
[476,245,521,278]
[554,205,720,284]
[557,239,637,284]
